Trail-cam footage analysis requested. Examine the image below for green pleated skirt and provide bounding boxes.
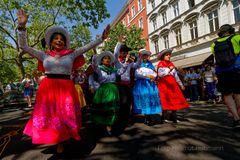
[91,83,120,125]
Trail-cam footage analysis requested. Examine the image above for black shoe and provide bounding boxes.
[144,120,155,126]
[173,119,177,124]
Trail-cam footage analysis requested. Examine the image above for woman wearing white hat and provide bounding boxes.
[132,49,162,126]
[17,9,110,152]
[91,50,127,135]
[157,49,189,123]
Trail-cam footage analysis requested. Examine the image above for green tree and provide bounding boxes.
[0,0,109,81]
[102,24,146,53]
[0,61,19,84]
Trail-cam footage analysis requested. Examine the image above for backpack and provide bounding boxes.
[213,35,237,68]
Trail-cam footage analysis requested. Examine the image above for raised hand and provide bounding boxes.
[102,24,111,40]
[118,35,125,43]
[17,9,28,27]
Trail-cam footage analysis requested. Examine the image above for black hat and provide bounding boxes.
[218,24,235,37]
[120,44,131,52]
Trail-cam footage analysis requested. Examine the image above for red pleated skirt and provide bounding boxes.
[23,77,82,144]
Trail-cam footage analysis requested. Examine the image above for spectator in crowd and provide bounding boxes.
[22,74,34,107]
[183,69,191,101]
[0,81,4,96]
[5,81,16,93]
[187,68,200,101]
[203,64,217,103]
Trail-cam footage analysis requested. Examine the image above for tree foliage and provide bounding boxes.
[102,24,146,53]
[0,0,109,82]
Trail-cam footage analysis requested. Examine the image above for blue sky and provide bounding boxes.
[89,0,127,39]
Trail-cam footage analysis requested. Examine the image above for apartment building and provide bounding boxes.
[112,0,150,50]
[147,0,240,68]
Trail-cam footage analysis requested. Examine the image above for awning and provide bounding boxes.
[172,52,212,68]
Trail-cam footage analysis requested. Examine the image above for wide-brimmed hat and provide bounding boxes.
[139,49,151,56]
[45,26,70,49]
[157,48,173,60]
[96,51,115,65]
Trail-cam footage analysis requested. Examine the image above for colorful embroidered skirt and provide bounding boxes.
[23,78,82,144]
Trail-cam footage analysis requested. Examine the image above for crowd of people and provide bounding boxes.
[176,64,221,103]
[5,9,238,154]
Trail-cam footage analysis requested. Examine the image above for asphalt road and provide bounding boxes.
[0,102,240,160]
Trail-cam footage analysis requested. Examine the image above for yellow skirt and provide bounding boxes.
[75,84,86,108]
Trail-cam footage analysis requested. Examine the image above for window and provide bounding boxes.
[132,6,135,17]
[162,12,167,25]
[174,28,182,46]
[163,35,169,48]
[173,2,180,17]
[188,0,195,8]
[151,0,155,9]
[122,18,126,26]
[207,10,219,33]
[189,19,198,40]
[154,40,159,53]
[127,14,130,24]
[152,19,157,30]
[139,17,144,29]
[233,0,240,22]
[138,0,143,11]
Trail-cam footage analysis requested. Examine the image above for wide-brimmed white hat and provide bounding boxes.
[45,26,70,49]
[139,49,152,56]
[96,51,115,65]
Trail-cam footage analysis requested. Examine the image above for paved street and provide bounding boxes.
[0,102,240,160]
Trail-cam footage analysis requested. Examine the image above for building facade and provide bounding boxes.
[147,0,240,68]
[112,0,150,50]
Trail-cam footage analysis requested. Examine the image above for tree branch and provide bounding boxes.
[0,26,18,47]
[31,5,62,48]
[0,40,14,49]
[31,23,55,47]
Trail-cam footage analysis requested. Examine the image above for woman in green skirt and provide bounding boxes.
[91,50,127,134]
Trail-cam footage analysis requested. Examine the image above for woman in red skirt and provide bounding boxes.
[17,9,110,153]
[157,49,189,123]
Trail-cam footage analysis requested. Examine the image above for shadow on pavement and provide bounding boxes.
[1,104,240,160]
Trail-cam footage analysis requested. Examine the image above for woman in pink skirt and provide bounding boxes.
[17,9,110,153]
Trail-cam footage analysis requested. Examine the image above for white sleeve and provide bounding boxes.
[172,69,183,86]
[114,42,123,69]
[135,68,150,80]
[18,30,45,61]
[72,38,103,59]
[157,67,171,77]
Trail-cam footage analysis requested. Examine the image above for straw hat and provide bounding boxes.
[45,26,70,49]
